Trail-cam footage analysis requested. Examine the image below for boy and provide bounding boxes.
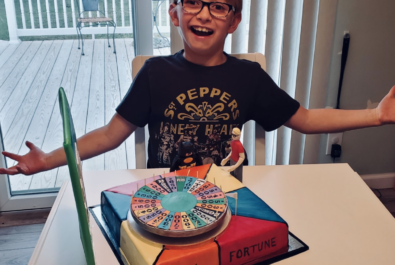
[1,0,395,176]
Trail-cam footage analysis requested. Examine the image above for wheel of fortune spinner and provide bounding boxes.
[130,176,228,237]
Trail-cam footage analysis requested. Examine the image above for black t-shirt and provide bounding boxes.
[116,51,300,168]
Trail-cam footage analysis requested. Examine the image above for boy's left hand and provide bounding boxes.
[376,85,395,125]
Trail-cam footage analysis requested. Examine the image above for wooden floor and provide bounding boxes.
[0,224,44,265]
[0,39,138,192]
[0,208,50,265]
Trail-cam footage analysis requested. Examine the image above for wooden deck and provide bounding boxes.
[0,39,144,191]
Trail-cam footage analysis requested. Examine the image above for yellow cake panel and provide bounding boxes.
[205,164,245,193]
[120,220,163,265]
[120,248,132,265]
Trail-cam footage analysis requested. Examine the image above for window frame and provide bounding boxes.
[0,125,57,212]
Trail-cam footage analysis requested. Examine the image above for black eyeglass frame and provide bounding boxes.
[177,0,236,18]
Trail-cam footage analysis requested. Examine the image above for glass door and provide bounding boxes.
[153,0,171,55]
[0,124,56,212]
[1,0,137,204]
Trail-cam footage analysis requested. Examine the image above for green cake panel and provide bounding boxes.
[176,177,187,191]
[185,210,208,228]
[157,211,176,230]
[138,186,165,198]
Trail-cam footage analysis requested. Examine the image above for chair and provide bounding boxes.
[75,0,116,55]
[131,53,267,169]
[58,87,95,265]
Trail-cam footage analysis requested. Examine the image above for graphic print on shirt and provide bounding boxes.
[156,123,175,165]
[156,87,241,167]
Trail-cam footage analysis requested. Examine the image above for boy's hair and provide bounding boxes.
[171,0,243,14]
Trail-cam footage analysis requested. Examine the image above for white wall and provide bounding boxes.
[318,0,395,175]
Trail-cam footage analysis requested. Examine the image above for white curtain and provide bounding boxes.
[289,0,320,165]
[165,0,339,166]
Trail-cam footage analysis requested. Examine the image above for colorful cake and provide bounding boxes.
[101,164,289,265]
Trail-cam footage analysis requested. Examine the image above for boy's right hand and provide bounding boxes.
[0,141,48,175]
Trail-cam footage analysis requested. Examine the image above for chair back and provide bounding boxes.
[131,53,266,169]
[58,87,96,265]
[82,0,99,11]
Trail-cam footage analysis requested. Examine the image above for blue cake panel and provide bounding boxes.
[101,191,132,247]
[226,187,288,226]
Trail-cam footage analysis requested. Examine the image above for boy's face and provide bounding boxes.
[169,0,241,57]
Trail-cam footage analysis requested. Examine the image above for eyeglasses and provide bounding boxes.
[177,0,235,18]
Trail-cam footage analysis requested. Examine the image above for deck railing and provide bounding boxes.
[5,0,171,41]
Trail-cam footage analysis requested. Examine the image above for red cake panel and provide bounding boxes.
[217,216,288,265]
[161,164,212,180]
[170,212,183,231]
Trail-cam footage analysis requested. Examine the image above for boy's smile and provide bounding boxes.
[190,26,214,36]
[169,0,241,66]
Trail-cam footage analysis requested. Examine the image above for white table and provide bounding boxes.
[29,164,395,265]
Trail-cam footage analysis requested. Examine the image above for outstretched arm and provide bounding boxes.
[285,86,395,133]
[0,113,137,175]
